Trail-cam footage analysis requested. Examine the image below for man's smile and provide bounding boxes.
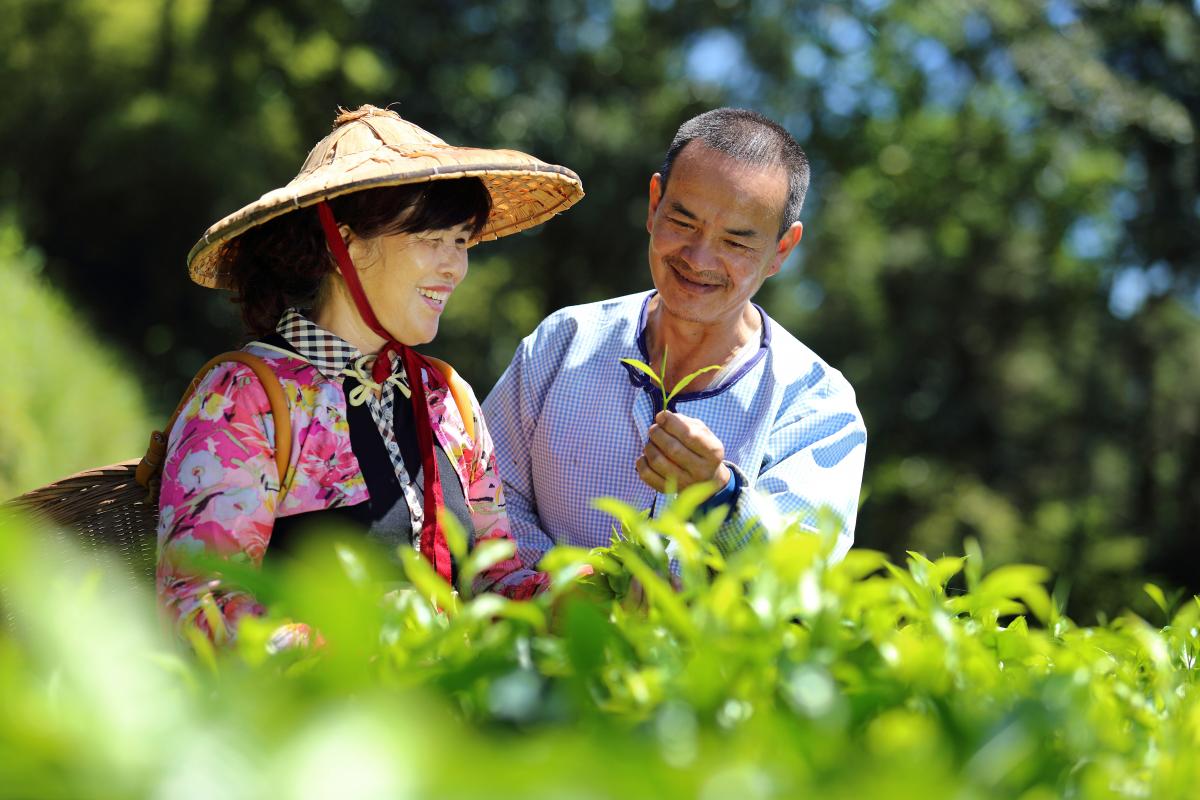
[666,258,724,293]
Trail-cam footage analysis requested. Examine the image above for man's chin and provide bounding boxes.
[654,290,722,325]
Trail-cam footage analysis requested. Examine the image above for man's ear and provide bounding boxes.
[768,221,803,277]
[646,173,664,234]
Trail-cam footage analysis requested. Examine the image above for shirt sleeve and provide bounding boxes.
[481,330,565,592]
[459,377,550,600]
[713,378,867,562]
[155,362,284,644]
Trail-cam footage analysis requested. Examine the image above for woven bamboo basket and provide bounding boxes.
[4,459,158,583]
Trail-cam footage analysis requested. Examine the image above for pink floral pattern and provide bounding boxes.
[156,343,548,642]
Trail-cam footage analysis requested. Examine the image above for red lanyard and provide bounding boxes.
[316,201,451,583]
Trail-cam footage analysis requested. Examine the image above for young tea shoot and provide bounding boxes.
[620,346,722,412]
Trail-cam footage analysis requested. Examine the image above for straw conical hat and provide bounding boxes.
[187,105,584,288]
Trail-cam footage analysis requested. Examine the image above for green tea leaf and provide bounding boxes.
[464,593,547,631]
[400,547,457,613]
[620,548,696,641]
[964,536,983,593]
[665,364,722,405]
[440,508,469,565]
[979,564,1052,599]
[835,549,890,581]
[660,345,669,408]
[459,538,517,597]
[1144,583,1170,616]
[619,357,663,388]
[593,497,648,536]
[930,556,966,589]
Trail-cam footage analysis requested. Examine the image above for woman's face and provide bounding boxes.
[351,222,472,346]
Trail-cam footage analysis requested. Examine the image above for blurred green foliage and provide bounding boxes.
[0,216,155,497]
[2,495,1198,798]
[1,0,1197,618]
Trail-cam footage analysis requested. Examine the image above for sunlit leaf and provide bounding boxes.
[1144,583,1170,616]
[619,357,663,388]
[440,509,469,565]
[459,538,517,596]
[400,548,457,613]
[665,364,722,405]
[619,548,696,641]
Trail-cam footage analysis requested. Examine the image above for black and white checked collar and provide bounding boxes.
[275,308,401,381]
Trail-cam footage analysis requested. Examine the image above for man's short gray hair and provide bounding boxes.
[660,108,810,239]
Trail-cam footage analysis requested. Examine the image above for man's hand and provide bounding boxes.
[635,410,731,496]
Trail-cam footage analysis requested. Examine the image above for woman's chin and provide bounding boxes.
[396,326,438,347]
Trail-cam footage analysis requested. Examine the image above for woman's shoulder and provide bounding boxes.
[241,340,326,385]
[180,342,334,423]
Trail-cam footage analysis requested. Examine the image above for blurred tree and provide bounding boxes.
[1,0,1196,617]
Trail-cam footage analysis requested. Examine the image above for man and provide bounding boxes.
[483,108,866,589]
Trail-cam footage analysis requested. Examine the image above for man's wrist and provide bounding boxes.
[699,461,740,512]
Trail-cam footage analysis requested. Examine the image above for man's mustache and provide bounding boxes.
[664,256,726,287]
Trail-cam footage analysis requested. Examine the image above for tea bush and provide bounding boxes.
[0,218,155,498]
[0,489,1196,799]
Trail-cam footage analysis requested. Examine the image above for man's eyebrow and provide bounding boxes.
[723,226,758,238]
[668,201,759,238]
[668,201,697,220]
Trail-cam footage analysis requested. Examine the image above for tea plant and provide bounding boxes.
[0,496,1197,799]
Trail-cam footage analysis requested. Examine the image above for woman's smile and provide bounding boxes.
[417,285,453,311]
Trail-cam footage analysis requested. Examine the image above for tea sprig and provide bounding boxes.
[621,346,721,411]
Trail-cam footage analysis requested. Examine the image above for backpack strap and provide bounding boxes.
[135,351,292,502]
[419,355,476,443]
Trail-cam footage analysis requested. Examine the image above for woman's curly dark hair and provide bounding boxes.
[220,177,492,337]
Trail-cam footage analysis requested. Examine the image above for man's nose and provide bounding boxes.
[679,239,715,271]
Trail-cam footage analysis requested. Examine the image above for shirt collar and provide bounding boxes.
[630,291,771,406]
[276,308,400,381]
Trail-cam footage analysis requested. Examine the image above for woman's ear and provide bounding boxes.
[344,229,379,271]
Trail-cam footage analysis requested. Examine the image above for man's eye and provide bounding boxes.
[669,218,693,229]
[726,240,750,250]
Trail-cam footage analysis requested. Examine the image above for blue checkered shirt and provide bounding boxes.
[482,291,868,570]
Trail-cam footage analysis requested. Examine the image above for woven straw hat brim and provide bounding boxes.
[187,136,583,289]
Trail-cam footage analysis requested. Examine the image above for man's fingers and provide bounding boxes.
[644,438,688,478]
[647,425,706,474]
[641,412,727,492]
[655,409,704,440]
[654,411,725,462]
[635,454,668,491]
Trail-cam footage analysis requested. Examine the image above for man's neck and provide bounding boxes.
[643,296,761,392]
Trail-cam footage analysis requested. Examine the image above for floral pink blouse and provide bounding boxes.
[156,319,548,643]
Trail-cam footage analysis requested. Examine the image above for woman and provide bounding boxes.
[157,105,583,645]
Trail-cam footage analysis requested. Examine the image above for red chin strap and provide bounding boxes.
[316,201,452,584]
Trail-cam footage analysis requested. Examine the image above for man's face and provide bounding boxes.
[646,141,801,327]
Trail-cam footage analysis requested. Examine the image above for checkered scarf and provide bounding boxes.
[275,308,412,479]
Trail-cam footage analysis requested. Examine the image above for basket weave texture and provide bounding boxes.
[5,460,157,582]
